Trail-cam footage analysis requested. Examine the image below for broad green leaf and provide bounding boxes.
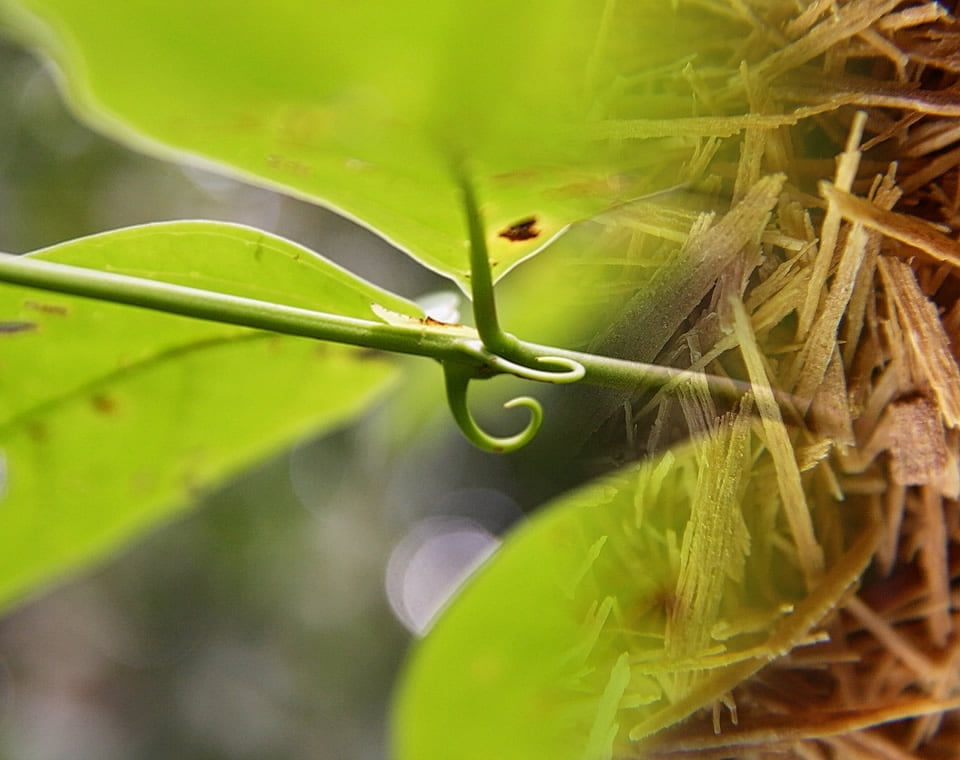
[0,221,419,612]
[0,0,729,288]
[393,411,880,760]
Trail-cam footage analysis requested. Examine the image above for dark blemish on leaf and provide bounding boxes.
[422,316,462,328]
[416,314,472,335]
[28,421,47,443]
[24,300,69,315]
[91,394,118,415]
[498,217,540,242]
[0,322,36,334]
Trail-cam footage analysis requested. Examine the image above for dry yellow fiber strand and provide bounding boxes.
[588,0,960,757]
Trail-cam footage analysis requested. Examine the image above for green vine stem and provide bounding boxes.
[0,252,795,451]
[0,251,724,388]
[454,167,585,382]
[455,167,514,357]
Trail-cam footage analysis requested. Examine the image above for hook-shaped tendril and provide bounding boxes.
[459,340,586,384]
[443,362,543,453]
[486,353,586,384]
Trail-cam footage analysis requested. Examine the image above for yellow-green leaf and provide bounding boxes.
[0,0,727,288]
[0,221,418,612]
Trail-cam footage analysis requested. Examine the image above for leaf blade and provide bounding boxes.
[0,0,722,286]
[0,221,415,612]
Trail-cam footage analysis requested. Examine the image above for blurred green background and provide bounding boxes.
[0,36,580,759]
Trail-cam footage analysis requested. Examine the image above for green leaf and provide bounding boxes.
[392,411,880,760]
[0,221,418,612]
[0,0,725,288]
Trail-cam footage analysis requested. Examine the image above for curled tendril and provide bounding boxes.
[445,170,586,451]
[461,340,586,384]
[443,363,543,453]
[489,353,586,384]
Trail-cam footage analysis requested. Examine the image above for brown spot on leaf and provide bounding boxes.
[498,217,540,242]
[91,394,118,415]
[0,322,36,334]
[24,300,68,316]
[422,316,459,328]
[352,348,383,362]
[28,421,47,442]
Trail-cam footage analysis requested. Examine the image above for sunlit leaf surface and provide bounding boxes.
[393,410,879,760]
[0,0,725,287]
[0,221,418,612]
